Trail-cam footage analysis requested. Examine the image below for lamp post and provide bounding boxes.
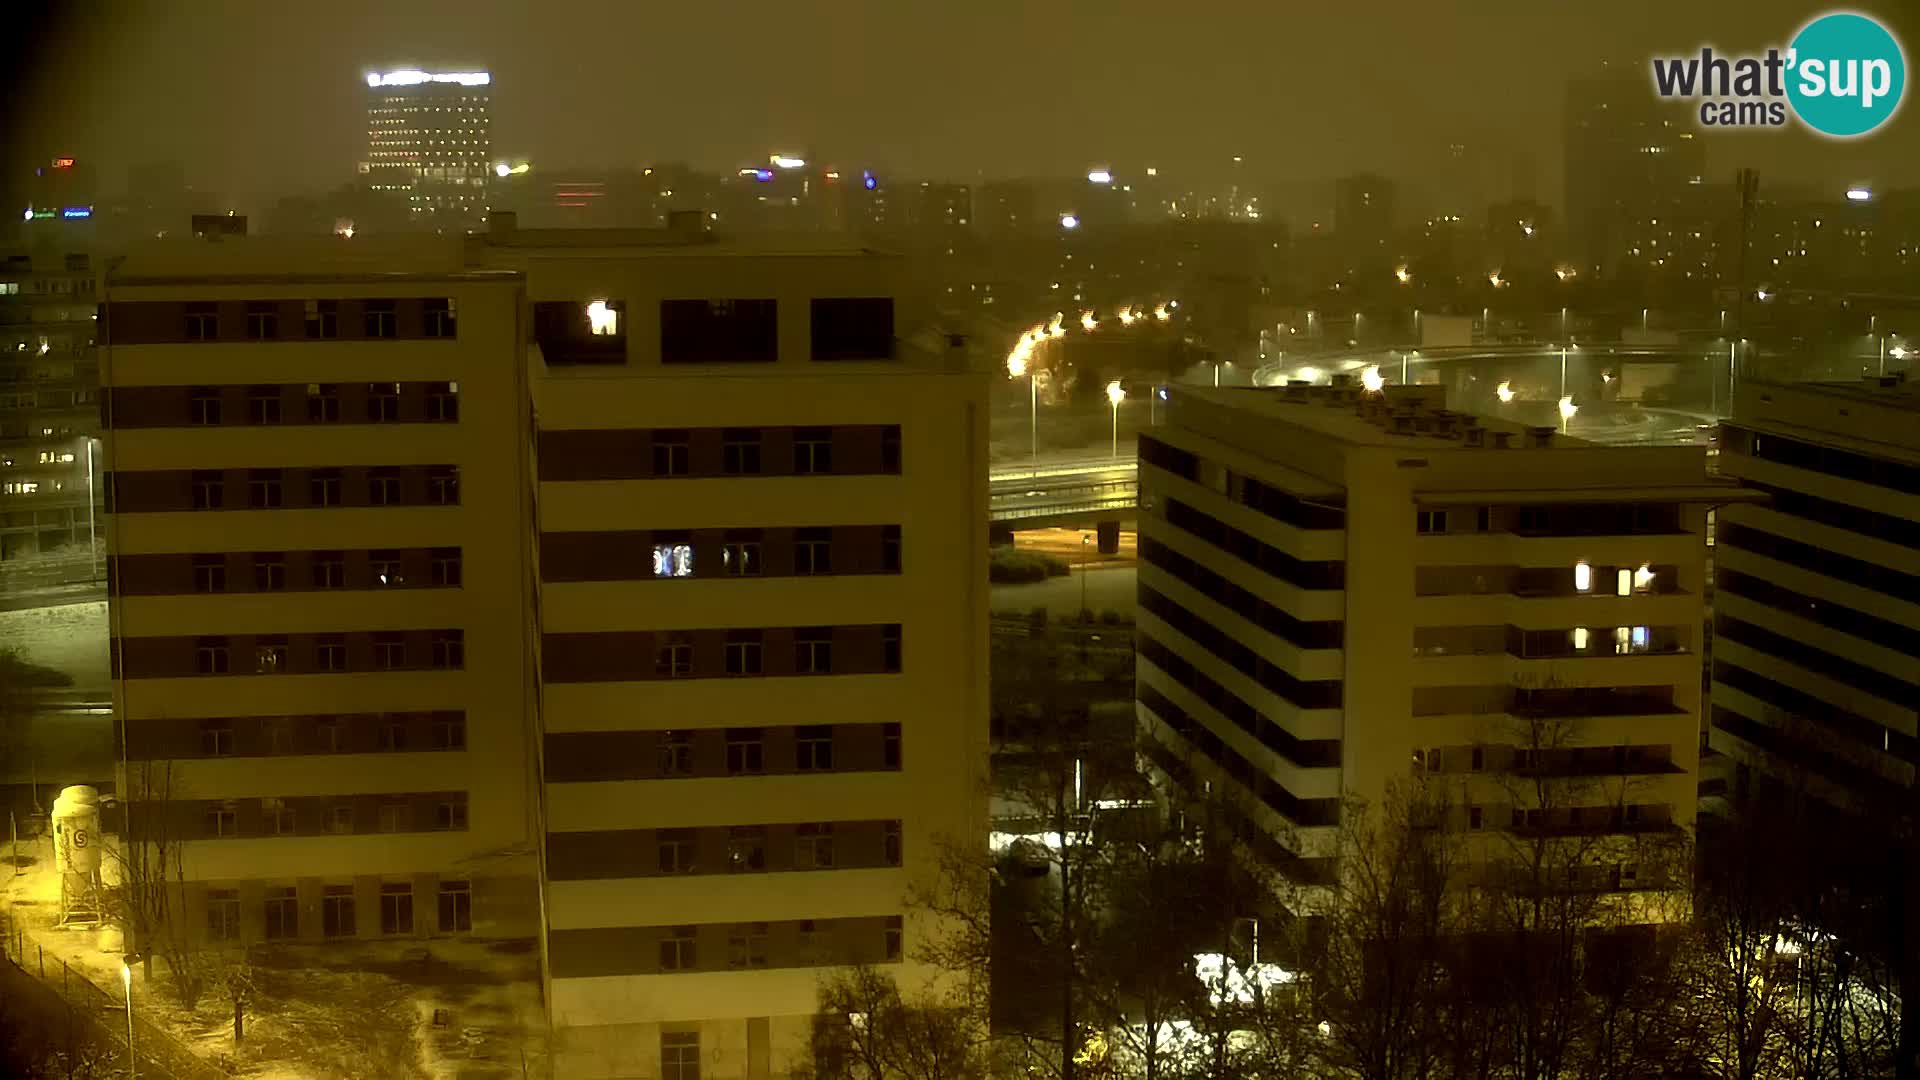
[84,436,99,582]
[122,959,135,1078]
[1106,380,1125,459]
[1080,533,1091,616]
[1007,343,1038,475]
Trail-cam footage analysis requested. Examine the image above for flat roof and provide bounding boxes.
[1185,385,1593,449]
[107,235,491,284]
[1745,376,1920,409]
[473,227,890,259]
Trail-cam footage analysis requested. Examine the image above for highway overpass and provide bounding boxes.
[989,455,1137,525]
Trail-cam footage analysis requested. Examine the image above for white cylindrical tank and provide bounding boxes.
[52,785,103,875]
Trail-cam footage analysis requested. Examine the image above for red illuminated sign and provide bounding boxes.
[52,158,75,169]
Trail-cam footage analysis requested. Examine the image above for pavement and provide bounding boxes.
[991,563,1137,620]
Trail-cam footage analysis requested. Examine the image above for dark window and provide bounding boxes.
[725,633,763,676]
[795,528,832,575]
[1417,510,1448,534]
[248,469,283,508]
[884,821,902,866]
[379,882,413,934]
[722,430,762,475]
[428,467,460,505]
[246,303,278,340]
[662,1032,700,1080]
[192,554,227,593]
[207,890,240,940]
[327,802,354,831]
[432,713,466,750]
[883,625,902,673]
[728,923,770,969]
[884,915,903,961]
[196,636,230,674]
[364,300,397,339]
[315,634,347,671]
[883,722,901,769]
[656,637,693,678]
[660,927,697,971]
[378,801,410,833]
[658,730,693,775]
[796,823,834,868]
[882,425,902,474]
[307,383,340,422]
[248,386,282,424]
[425,298,457,339]
[728,826,766,872]
[432,630,464,669]
[252,553,285,591]
[795,629,834,675]
[190,389,222,425]
[430,548,462,586]
[658,829,696,874]
[1476,506,1493,532]
[796,724,834,769]
[882,526,901,572]
[726,728,764,774]
[794,428,833,474]
[322,887,355,937]
[723,536,762,576]
[311,553,345,589]
[378,716,407,751]
[368,469,401,505]
[305,301,339,339]
[370,550,403,586]
[435,799,467,830]
[810,297,895,361]
[652,433,690,476]
[184,303,218,341]
[200,720,233,756]
[372,633,405,669]
[660,298,778,364]
[309,469,342,507]
[206,801,238,836]
[367,382,400,422]
[438,881,471,932]
[427,381,459,421]
[265,887,298,939]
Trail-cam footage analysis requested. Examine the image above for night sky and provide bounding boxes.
[7,0,1918,215]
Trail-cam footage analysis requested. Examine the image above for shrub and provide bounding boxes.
[988,548,1068,584]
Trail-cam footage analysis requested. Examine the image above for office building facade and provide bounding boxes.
[363,69,494,224]
[1,248,102,580]
[1137,382,1728,893]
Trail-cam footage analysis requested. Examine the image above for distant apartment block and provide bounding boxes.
[1,249,102,582]
[1137,382,1739,893]
[1711,376,1920,810]
[100,243,541,949]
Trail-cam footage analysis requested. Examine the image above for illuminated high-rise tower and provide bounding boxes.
[363,69,493,226]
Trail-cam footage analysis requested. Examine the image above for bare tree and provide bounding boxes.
[796,966,987,1080]
[109,760,204,1007]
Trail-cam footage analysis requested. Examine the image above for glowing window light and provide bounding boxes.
[366,70,491,87]
[1617,569,1632,597]
[1059,214,1079,230]
[1572,627,1589,650]
[586,300,620,336]
[1634,564,1655,592]
[1632,626,1649,649]
[1087,169,1113,184]
[651,544,693,578]
[1574,561,1592,593]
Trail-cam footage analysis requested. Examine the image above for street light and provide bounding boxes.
[122,959,135,1077]
[1558,395,1578,432]
[1496,380,1515,404]
[1106,380,1126,459]
[1361,365,1384,393]
[1007,337,1039,473]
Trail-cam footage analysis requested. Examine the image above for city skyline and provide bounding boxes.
[7,0,1919,223]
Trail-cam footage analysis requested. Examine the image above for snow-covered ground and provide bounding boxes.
[0,600,109,691]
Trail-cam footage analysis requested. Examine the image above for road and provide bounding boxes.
[989,454,1138,523]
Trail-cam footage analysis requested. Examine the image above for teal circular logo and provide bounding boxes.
[1787,13,1906,137]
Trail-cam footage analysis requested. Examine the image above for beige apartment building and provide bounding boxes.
[474,217,988,1080]
[1137,381,1743,894]
[100,238,541,948]
[1,248,103,575]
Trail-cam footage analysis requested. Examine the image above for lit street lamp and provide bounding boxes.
[122,959,135,1077]
[1496,380,1515,404]
[1361,366,1384,393]
[1558,395,1578,432]
[1006,339,1039,473]
[1106,380,1126,459]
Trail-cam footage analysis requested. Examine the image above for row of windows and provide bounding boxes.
[188,792,469,840]
[546,820,902,881]
[534,297,894,366]
[117,630,465,679]
[1412,743,1675,777]
[143,382,460,427]
[1161,498,1345,591]
[1720,521,1920,605]
[1726,423,1920,497]
[544,723,901,782]
[537,425,901,482]
[1139,536,1343,651]
[1139,435,1347,532]
[1709,705,1911,805]
[542,625,902,684]
[1711,659,1918,767]
[1136,670,1341,828]
[111,299,458,343]
[1737,481,1920,554]
[1133,734,1336,886]
[1717,568,1920,661]
[1714,612,1920,710]
[548,916,903,980]
[209,880,472,943]
[116,548,461,595]
[1139,585,1344,710]
[111,465,460,513]
[541,526,899,583]
[1412,623,1683,659]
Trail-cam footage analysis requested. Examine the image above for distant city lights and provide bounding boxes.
[1361,366,1385,392]
[863,171,878,191]
[365,70,491,87]
[771,155,807,170]
[1059,214,1079,230]
[1087,169,1113,184]
[1846,187,1873,202]
[1496,381,1515,403]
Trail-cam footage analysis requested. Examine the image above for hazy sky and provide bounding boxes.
[7,1,1917,216]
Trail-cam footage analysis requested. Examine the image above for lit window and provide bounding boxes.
[1571,627,1589,651]
[586,299,619,336]
[652,543,693,578]
[1632,626,1649,650]
[1573,561,1592,593]
[1616,569,1632,597]
[1633,564,1656,593]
